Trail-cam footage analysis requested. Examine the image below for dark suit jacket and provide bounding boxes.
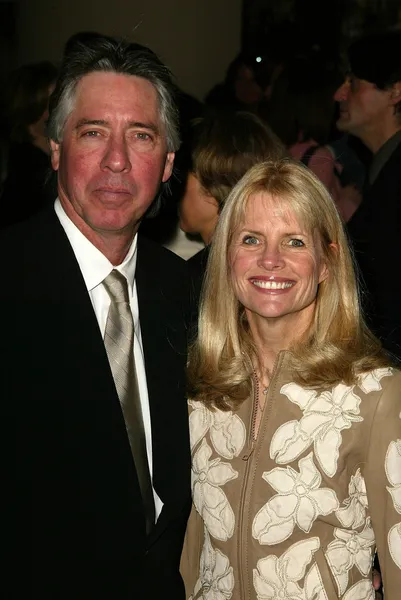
[346,141,401,360]
[0,207,191,599]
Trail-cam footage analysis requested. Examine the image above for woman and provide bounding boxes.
[181,159,401,599]
[179,111,285,289]
[0,61,57,228]
[204,52,271,116]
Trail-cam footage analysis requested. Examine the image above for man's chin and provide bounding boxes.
[336,117,351,133]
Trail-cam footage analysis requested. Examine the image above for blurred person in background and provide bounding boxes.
[268,54,361,222]
[205,52,274,117]
[334,30,401,359]
[0,61,57,228]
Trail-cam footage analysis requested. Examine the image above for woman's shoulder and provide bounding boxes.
[352,366,401,416]
[356,366,401,391]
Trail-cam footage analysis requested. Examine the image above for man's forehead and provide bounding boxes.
[70,71,160,119]
[76,70,157,95]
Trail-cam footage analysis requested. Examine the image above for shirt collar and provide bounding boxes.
[369,129,401,185]
[54,198,138,294]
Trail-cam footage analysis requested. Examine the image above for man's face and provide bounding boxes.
[334,74,392,140]
[51,71,174,238]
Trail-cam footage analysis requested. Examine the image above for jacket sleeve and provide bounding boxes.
[364,372,401,598]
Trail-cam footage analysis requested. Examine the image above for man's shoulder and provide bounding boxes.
[0,206,60,251]
[0,207,72,295]
[137,233,188,274]
[372,138,401,185]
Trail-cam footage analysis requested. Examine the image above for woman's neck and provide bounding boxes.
[247,309,314,374]
[31,134,50,155]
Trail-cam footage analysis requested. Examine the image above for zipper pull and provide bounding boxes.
[242,447,254,461]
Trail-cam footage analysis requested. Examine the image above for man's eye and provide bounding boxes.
[288,238,305,247]
[349,76,357,92]
[82,130,100,137]
[243,235,259,245]
[135,132,151,141]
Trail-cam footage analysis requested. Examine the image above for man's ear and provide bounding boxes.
[389,81,401,106]
[162,152,175,183]
[50,140,60,171]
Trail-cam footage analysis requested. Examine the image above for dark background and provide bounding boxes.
[1,0,401,97]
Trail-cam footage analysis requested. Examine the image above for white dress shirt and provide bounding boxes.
[54,198,163,519]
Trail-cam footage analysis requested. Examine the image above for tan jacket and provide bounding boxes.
[181,352,401,599]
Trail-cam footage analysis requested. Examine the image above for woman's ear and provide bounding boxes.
[319,242,338,284]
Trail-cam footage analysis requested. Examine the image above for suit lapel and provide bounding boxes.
[27,209,145,525]
[136,235,191,541]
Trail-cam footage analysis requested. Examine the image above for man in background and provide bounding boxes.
[334,30,401,359]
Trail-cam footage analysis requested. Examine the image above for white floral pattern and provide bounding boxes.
[253,537,327,600]
[270,382,363,477]
[336,469,367,529]
[190,529,234,600]
[192,438,237,541]
[385,436,401,568]
[253,453,339,545]
[189,400,246,459]
[342,580,374,600]
[325,520,375,596]
[357,368,392,394]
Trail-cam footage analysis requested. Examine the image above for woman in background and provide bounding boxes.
[0,61,57,228]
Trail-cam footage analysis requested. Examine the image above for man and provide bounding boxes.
[0,37,191,598]
[334,30,401,359]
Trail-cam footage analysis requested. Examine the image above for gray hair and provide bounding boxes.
[48,36,180,152]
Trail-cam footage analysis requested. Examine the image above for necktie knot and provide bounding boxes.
[103,269,130,304]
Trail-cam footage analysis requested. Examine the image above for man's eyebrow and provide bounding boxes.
[74,118,160,135]
[128,121,160,135]
[74,119,108,129]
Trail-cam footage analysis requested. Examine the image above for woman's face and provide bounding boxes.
[179,173,219,244]
[229,192,328,330]
[30,83,55,140]
[234,64,263,107]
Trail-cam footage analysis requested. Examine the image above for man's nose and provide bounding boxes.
[101,136,131,173]
[334,80,348,102]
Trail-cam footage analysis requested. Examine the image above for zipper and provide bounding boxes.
[237,375,258,599]
[237,352,285,599]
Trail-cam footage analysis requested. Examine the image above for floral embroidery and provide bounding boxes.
[385,437,401,568]
[189,400,246,459]
[388,523,401,571]
[253,537,327,600]
[270,382,363,477]
[357,368,392,394]
[192,438,237,541]
[253,453,339,545]
[190,529,234,600]
[325,519,375,596]
[341,579,375,600]
[336,469,367,529]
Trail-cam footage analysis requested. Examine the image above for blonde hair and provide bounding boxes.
[188,159,388,410]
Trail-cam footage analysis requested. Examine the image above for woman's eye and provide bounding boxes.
[243,235,259,245]
[288,238,305,247]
